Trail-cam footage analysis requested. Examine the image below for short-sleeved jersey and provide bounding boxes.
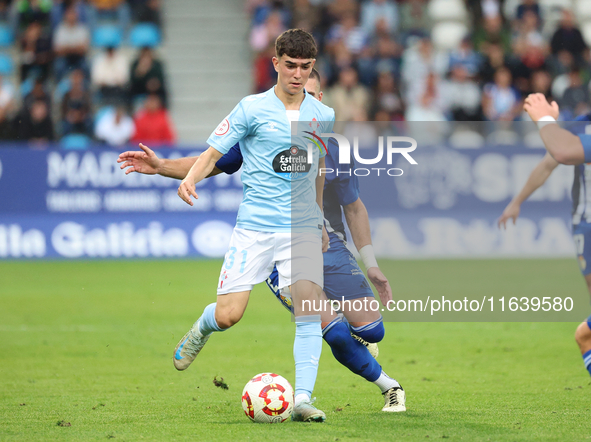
[571,114,591,225]
[207,86,335,233]
[214,135,360,243]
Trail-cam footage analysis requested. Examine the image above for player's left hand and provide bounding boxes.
[322,226,330,253]
[524,93,559,122]
[368,267,392,306]
[178,178,198,206]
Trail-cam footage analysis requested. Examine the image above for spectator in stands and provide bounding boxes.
[358,31,401,86]
[399,0,431,40]
[443,64,483,121]
[95,105,135,146]
[551,9,588,63]
[560,68,591,117]
[529,69,553,101]
[53,6,90,80]
[401,37,447,103]
[0,74,15,139]
[132,0,161,28]
[326,11,369,56]
[512,9,548,91]
[19,22,52,82]
[130,47,167,107]
[253,43,276,93]
[482,66,521,121]
[87,0,131,34]
[51,0,90,30]
[371,71,404,120]
[91,46,130,104]
[16,0,51,32]
[449,37,481,78]
[131,93,175,145]
[0,0,12,22]
[17,99,53,143]
[360,0,398,37]
[61,68,92,135]
[405,72,446,121]
[473,14,511,53]
[479,40,512,85]
[23,77,50,111]
[325,66,370,121]
[516,0,542,23]
[250,9,286,53]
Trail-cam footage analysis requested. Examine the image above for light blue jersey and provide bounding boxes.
[207,86,335,233]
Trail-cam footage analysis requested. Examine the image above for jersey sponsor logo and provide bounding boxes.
[215,118,230,136]
[272,146,311,178]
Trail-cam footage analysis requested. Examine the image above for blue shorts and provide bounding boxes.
[572,222,591,276]
[266,236,375,312]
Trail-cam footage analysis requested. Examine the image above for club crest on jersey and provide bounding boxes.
[266,122,278,132]
[215,118,230,136]
[273,146,311,178]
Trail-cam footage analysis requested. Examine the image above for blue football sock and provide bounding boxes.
[349,317,385,343]
[583,349,591,376]
[323,318,382,383]
[197,303,225,335]
[294,315,322,398]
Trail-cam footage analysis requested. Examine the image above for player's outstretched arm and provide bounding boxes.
[178,146,223,206]
[118,143,224,179]
[343,198,392,305]
[498,152,559,229]
[524,93,585,165]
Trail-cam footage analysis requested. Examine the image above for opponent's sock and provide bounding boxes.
[373,370,401,393]
[294,315,323,398]
[583,349,591,376]
[323,318,382,382]
[197,303,225,335]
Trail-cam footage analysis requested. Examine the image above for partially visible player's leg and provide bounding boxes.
[276,232,325,422]
[573,229,591,376]
[174,228,274,371]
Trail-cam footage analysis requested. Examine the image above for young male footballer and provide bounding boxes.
[119,68,406,413]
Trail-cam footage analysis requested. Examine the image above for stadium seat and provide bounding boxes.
[575,0,591,19]
[129,23,161,48]
[92,25,123,48]
[523,130,546,148]
[0,25,14,47]
[0,53,14,76]
[428,0,467,22]
[503,0,522,21]
[486,129,521,146]
[60,134,92,150]
[431,22,468,51]
[581,21,591,46]
[448,128,485,149]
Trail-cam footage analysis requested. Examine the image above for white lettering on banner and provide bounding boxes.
[46,191,102,212]
[162,190,212,211]
[191,221,233,257]
[213,190,243,211]
[370,217,574,257]
[51,222,188,258]
[0,225,46,257]
[103,191,161,212]
[473,154,510,202]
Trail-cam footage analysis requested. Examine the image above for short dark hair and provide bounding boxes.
[309,68,321,83]
[275,29,317,59]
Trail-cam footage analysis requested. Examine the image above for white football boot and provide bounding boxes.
[173,319,211,371]
[351,333,379,359]
[382,386,406,412]
[291,398,326,422]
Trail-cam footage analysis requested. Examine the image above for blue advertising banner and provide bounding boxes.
[0,145,576,259]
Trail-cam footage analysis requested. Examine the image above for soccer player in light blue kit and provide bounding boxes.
[118,70,406,412]
[175,29,333,422]
[503,93,591,378]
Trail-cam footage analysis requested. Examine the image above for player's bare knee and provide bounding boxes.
[575,322,591,347]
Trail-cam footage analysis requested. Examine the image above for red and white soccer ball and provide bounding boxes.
[241,373,294,423]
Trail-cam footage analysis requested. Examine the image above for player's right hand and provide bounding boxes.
[117,143,161,175]
[498,202,520,229]
[178,178,198,206]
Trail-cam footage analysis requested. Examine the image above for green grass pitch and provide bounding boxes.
[1,259,590,441]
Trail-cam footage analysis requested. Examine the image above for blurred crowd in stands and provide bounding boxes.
[0,0,175,148]
[248,0,591,125]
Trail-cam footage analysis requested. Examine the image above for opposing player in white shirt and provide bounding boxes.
[173,30,333,422]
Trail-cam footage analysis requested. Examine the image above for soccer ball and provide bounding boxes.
[241,373,294,423]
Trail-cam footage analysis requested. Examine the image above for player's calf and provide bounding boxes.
[575,319,591,376]
[349,317,385,344]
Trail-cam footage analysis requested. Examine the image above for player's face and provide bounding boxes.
[273,55,316,96]
[304,78,323,102]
